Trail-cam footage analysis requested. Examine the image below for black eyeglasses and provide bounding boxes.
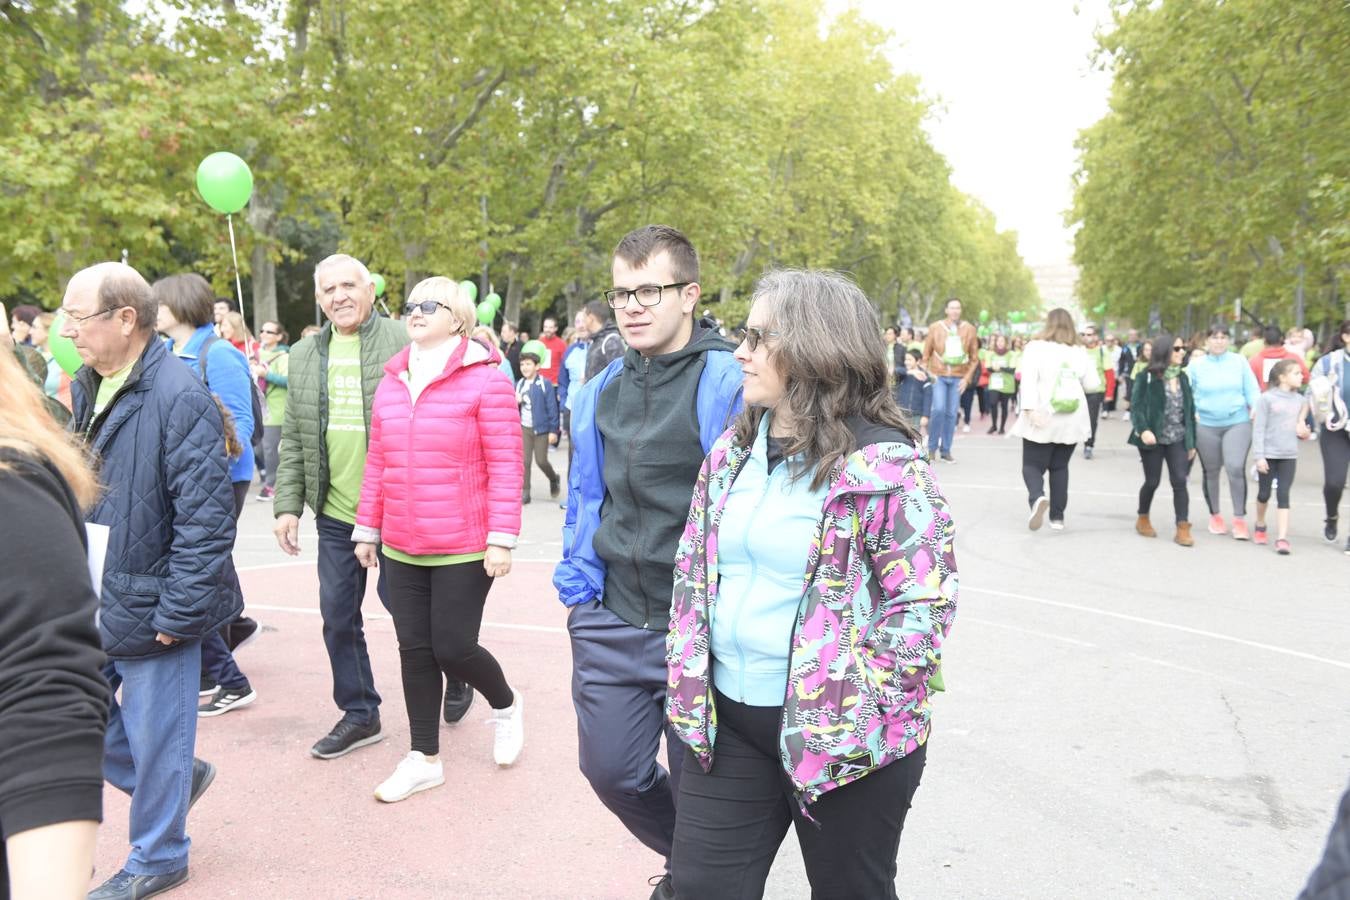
[260,328,280,335]
[1172,344,1186,352]
[734,326,781,352]
[603,282,690,310]
[403,300,454,316]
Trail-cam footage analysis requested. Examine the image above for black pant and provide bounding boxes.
[1022,440,1075,521]
[671,692,926,900]
[1137,442,1190,523]
[1257,458,1297,509]
[201,481,252,690]
[1321,425,1350,520]
[1084,392,1104,448]
[521,426,558,499]
[384,557,512,755]
[959,383,978,424]
[988,391,1011,431]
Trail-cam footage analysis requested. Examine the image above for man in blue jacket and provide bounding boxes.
[65,263,241,899]
[555,226,742,900]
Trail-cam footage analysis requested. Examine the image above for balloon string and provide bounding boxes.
[227,213,246,328]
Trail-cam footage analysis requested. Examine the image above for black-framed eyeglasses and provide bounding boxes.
[403,300,453,316]
[1172,344,1186,352]
[59,306,120,328]
[260,328,281,335]
[603,282,691,310]
[735,326,781,352]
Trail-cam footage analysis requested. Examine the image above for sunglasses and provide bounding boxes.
[403,300,453,316]
[734,325,781,352]
[1172,345,1186,352]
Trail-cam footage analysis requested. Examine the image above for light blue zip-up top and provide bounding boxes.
[1187,350,1260,428]
[711,414,829,707]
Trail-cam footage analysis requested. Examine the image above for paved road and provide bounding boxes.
[93,416,1348,898]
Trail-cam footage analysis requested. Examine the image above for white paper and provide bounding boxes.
[86,522,109,601]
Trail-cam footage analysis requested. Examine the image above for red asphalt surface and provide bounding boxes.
[92,560,663,899]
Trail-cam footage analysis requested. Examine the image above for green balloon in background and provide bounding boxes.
[1092,302,1107,315]
[48,312,83,375]
[476,300,495,325]
[195,152,253,215]
[460,280,478,303]
[520,339,550,369]
[371,273,386,297]
[978,310,990,323]
[485,292,502,311]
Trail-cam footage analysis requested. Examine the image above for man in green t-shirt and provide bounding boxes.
[272,254,470,760]
[1082,324,1108,459]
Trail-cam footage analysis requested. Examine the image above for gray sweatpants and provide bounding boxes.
[1196,421,1252,516]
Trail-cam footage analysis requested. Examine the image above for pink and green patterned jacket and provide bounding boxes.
[666,428,957,810]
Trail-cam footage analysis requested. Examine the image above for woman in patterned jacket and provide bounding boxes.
[666,269,958,900]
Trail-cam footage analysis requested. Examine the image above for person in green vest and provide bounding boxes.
[272,254,471,761]
[983,333,1018,435]
[251,321,290,502]
[1082,324,1108,459]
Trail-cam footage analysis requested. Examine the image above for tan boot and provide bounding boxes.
[1174,522,1194,546]
[1135,515,1156,538]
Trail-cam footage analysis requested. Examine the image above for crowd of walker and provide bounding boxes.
[1,224,1346,900]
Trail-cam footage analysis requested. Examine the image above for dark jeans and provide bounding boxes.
[259,424,282,489]
[988,391,1012,431]
[1084,391,1104,448]
[316,513,384,724]
[959,383,978,424]
[1321,425,1350,520]
[1257,458,1297,509]
[671,692,926,900]
[202,481,251,691]
[568,599,681,866]
[1137,442,1190,523]
[1022,439,1076,521]
[521,426,558,498]
[385,557,513,755]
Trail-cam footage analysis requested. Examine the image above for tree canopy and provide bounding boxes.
[2,0,1040,336]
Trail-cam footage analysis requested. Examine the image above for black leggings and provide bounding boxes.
[1138,442,1190,523]
[671,691,926,900]
[384,557,513,755]
[1022,440,1076,521]
[988,391,1012,431]
[1257,458,1297,509]
[1322,425,1350,520]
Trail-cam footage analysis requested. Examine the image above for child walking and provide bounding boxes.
[1252,359,1311,554]
[895,347,932,437]
[515,352,561,504]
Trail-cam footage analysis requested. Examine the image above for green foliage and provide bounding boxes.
[1070,0,1350,333]
[1,0,1039,332]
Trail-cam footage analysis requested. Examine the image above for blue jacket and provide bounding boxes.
[71,338,243,659]
[174,325,257,483]
[517,375,560,435]
[554,337,744,608]
[558,341,589,410]
[1187,351,1260,428]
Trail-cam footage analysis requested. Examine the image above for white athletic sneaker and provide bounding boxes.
[488,690,524,767]
[373,751,444,803]
[961,424,971,433]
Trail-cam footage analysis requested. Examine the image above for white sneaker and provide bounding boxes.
[373,751,444,803]
[1028,496,1049,531]
[488,689,524,766]
[961,424,971,433]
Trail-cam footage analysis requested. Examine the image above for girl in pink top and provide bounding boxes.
[352,277,524,803]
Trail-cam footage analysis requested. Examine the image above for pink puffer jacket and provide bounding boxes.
[355,338,522,555]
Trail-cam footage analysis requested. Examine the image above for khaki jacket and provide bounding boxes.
[922,320,980,379]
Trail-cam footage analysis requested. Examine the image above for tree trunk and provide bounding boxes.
[505,265,524,327]
[246,196,279,333]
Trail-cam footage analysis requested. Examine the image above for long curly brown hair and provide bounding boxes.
[732,269,918,490]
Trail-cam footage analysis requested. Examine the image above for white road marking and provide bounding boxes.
[243,602,566,635]
[963,616,1097,647]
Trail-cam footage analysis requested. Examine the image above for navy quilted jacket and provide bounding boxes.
[71,338,242,659]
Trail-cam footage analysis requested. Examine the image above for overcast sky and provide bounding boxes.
[831,0,1115,267]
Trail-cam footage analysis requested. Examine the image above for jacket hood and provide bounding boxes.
[621,321,736,371]
[383,335,502,377]
[828,416,924,500]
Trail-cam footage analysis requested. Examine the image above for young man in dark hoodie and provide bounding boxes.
[555,225,742,900]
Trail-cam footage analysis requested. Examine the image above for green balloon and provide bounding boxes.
[1092,303,1107,315]
[520,339,550,369]
[48,312,83,375]
[460,280,478,303]
[485,292,502,311]
[372,273,386,297]
[195,151,253,215]
[476,300,495,326]
[978,310,990,323]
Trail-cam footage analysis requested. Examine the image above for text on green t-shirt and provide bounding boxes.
[323,332,367,524]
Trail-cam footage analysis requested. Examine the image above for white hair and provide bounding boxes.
[313,253,373,291]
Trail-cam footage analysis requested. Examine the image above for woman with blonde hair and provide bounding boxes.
[353,277,525,802]
[667,269,956,899]
[1011,308,1101,530]
[0,312,109,898]
[219,311,253,357]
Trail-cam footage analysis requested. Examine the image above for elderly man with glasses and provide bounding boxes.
[64,262,240,899]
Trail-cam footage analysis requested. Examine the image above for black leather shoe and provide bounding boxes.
[310,717,383,759]
[443,680,475,724]
[88,867,189,899]
[189,758,215,810]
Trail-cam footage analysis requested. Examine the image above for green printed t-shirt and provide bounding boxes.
[262,351,288,427]
[322,332,367,524]
[382,547,486,567]
[94,358,138,416]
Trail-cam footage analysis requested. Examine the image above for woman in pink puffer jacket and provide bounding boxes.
[352,277,524,804]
